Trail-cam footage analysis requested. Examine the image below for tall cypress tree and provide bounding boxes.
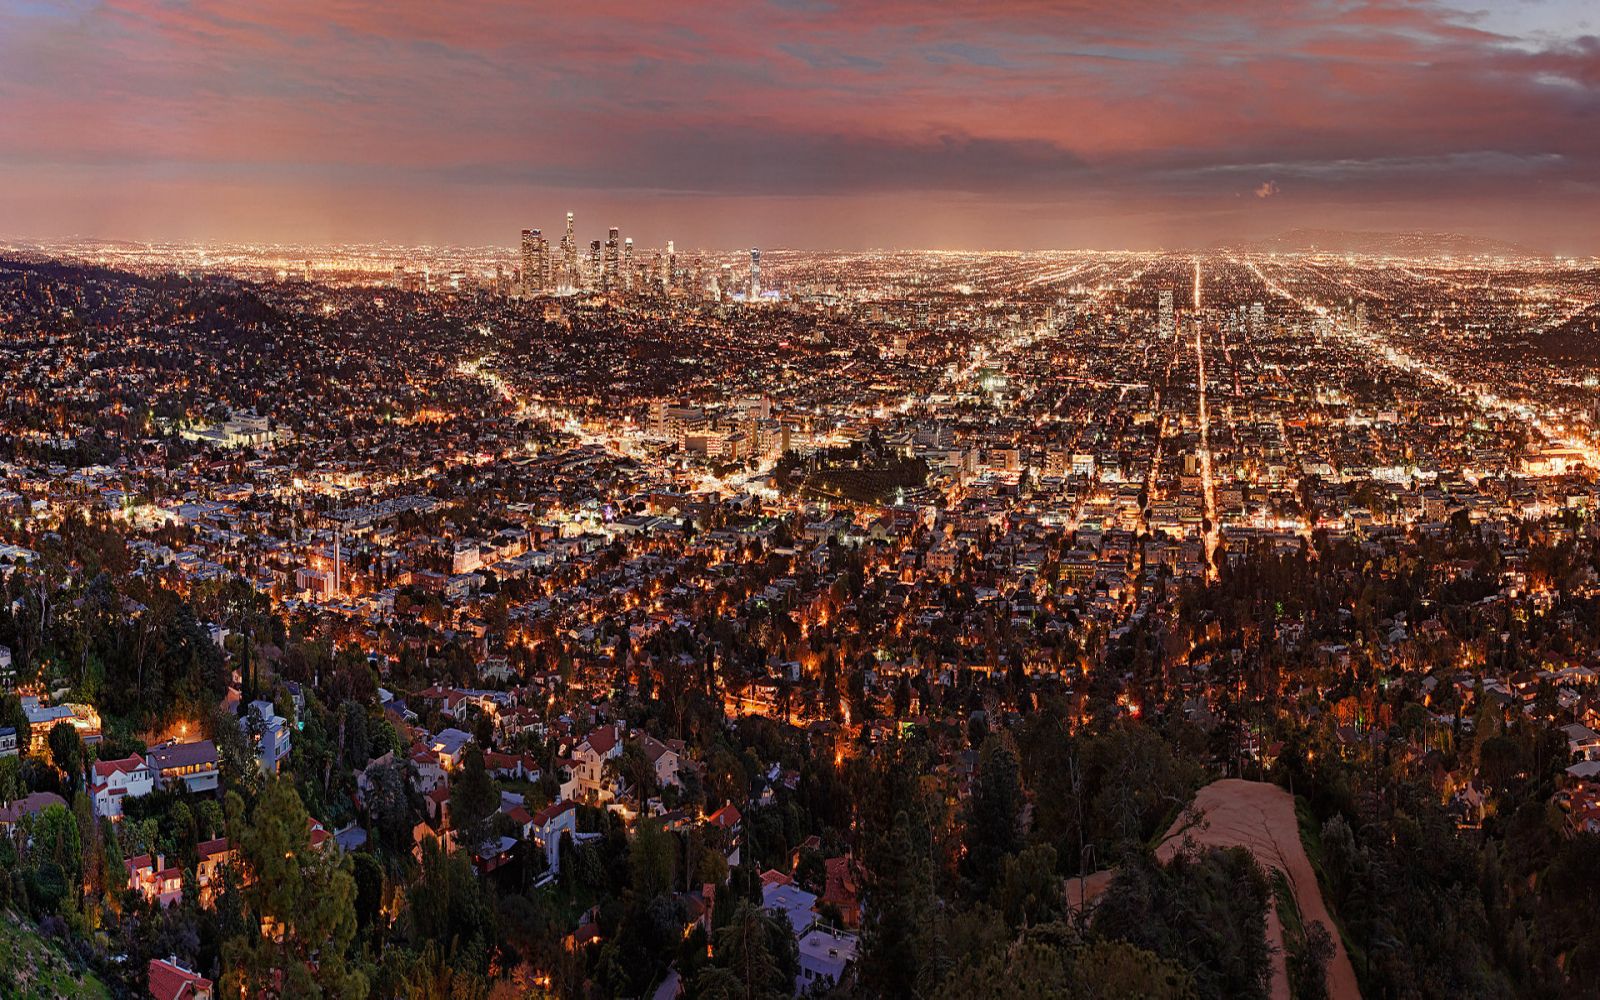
[860,807,937,999]
[962,734,1026,898]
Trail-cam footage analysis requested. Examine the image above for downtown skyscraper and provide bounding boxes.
[561,211,577,291]
[519,228,550,295]
[604,227,620,291]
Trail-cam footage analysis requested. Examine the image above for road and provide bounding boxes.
[1193,315,1220,577]
[1237,256,1600,471]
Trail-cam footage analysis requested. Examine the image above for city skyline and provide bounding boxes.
[7,3,1600,997]
[1,0,1597,252]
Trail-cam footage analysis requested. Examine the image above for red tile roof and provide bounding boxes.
[92,753,148,783]
[532,799,578,827]
[148,957,212,1000]
[581,724,620,756]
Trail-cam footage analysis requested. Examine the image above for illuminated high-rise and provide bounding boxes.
[561,211,577,289]
[623,237,633,291]
[520,228,540,296]
[749,248,762,299]
[603,227,620,291]
[1158,289,1175,340]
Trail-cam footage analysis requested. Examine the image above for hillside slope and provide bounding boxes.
[0,911,112,999]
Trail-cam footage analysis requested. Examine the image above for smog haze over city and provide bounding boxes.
[1,0,1598,250]
[2,3,1600,1000]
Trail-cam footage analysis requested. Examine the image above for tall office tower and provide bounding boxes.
[588,240,602,287]
[1157,289,1175,340]
[603,227,620,290]
[561,211,577,289]
[520,229,539,296]
[749,248,762,298]
[535,233,552,290]
[665,241,676,287]
[623,238,634,291]
[303,259,313,283]
[1354,300,1368,333]
[392,264,405,288]
[1249,301,1265,333]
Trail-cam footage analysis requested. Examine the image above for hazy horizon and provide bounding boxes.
[2,1,1597,254]
[3,227,1590,260]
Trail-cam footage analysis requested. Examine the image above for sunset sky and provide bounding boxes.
[1,0,1596,251]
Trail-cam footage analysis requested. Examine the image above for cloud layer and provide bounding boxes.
[0,0,1596,250]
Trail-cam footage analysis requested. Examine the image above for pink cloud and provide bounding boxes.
[0,0,1593,250]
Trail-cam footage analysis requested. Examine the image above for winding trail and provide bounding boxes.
[1158,780,1359,1000]
[1069,779,1360,1000]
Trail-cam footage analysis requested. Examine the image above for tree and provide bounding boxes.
[795,847,827,895]
[222,778,368,998]
[1289,921,1335,1000]
[932,938,1071,999]
[1092,847,1271,1000]
[962,735,1025,896]
[350,851,386,931]
[213,705,262,799]
[364,758,415,856]
[995,844,1065,929]
[629,817,677,900]
[449,746,499,852]
[697,901,797,1000]
[48,721,83,793]
[860,808,936,998]
[28,803,82,900]
[0,755,22,803]
[0,694,28,754]
[407,835,495,974]
[1070,938,1195,999]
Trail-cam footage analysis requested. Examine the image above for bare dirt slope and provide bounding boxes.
[1156,779,1360,1000]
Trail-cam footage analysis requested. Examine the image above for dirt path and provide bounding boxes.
[1067,778,1359,1000]
[1156,779,1360,1000]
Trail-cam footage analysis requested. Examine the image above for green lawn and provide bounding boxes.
[0,910,112,1000]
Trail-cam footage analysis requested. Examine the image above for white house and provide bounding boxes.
[796,926,859,994]
[530,799,579,873]
[1562,722,1600,762]
[763,880,820,936]
[571,724,623,800]
[429,728,474,771]
[640,734,684,788]
[146,740,220,795]
[91,753,155,820]
[242,700,292,774]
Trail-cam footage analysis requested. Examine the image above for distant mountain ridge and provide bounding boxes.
[1219,229,1543,258]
